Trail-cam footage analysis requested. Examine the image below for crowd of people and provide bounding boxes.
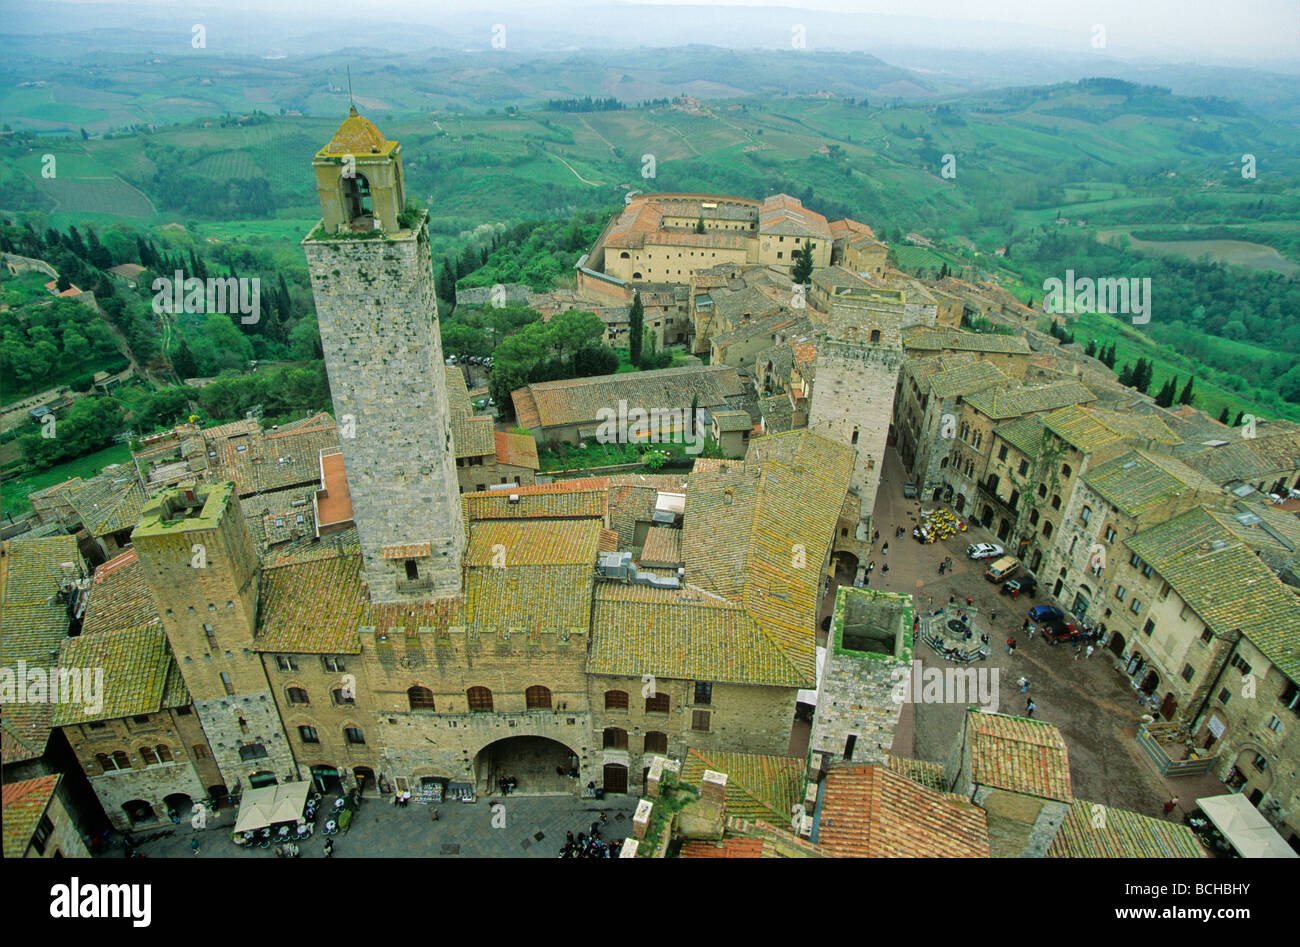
[560,814,617,858]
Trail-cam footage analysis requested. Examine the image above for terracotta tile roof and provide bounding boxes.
[1,535,79,665]
[903,325,1033,356]
[679,837,766,858]
[240,488,317,550]
[256,553,367,654]
[640,526,683,566]
[206,418,339,497]
[885,755,947,792]
[1187,427,1300,484]
[444,364,473,419]
[928,360,1009,400]
[511,365,744,431]
[453,415,496,458]
[315,450,353,529]
[465,481,609,522]
[682,430,856,683]
[814,764,990,858]
[1,703,54,765]
[588,586,803,687]
[681,749,805,823]
[69,471,145,537]
[466,520,601,567]
[964,382,1096,421]
[317,105,396,157]
[53,624,178,725]
[759,194,831,239]
[1048,800,1208,858]
[710,409,754,433]
[1125,507,1300,681]
[494,431,539,470]
[1082,450,1213,519]
[512,386,542,431]
[994,416,1048,459]
[81,550,161,635]
[967,711,1074,803]
[465,562,593,637]
[2,774,59,858]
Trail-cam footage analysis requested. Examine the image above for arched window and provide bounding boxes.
[645,693,670,714]
[140,746,159,766]
[408,686,436,711]
[95,753,115,773]
[525,685,551,710]
[604,689,628,711]
[1051,495,1062,510]
[157,745,172,763]
[1042,521,1054,538]
[344,727,366,745]
[112,750,131,770]
[287,687,309,705]
[603,727,628,750]
[644,731,668,754]
[467,687,493,712]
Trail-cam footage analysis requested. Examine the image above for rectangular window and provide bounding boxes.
[1104,526,1117,543]
[1114,585,1127,602]
[1080,506,1092,525]
[1143,619,1155,637]
[997,445,1008,461]
[1181,664,1195,682]
[344,728,365,745]
[275,656,297,672]
[1266,715,1281,734]
[299,726,320,744]
[220,672,234,696]
[693,682,713,705]
[1130,598,1142,615]
[32,815,54,855]
[691,710,711,732]
[322,657,346,673]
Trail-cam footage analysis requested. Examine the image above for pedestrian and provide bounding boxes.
[945,556,952,569]
[1006,637,1017,655]
[1074,644,1083,661]
[873,529,879,543]
[600,812,608,825]
[882,543,889,555]
[1022,618,1030,632]
[190,838,200,856]
[1018,676,1030,693]
[881,563,890,575]
[1027,623,1036,640]
[1086,644,1095,659]
[949,595,956,605]
[990,610,997,622]
[938,562,945,575]
[1163,796,1179,818]
[867,561,875,573]
[1025,699,1036,718]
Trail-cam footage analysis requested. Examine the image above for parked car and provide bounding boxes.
[985,555,1020,583]
[1001,576,1037,597]
[1029,605,1064,623]
[1041,617,1081,643]
[967,543,1004,560]
[903,481,918,498]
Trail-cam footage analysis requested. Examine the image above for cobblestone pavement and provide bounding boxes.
[872,447,1226,820]
[126,793,639,859]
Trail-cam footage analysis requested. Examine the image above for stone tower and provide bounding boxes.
[132,481,295,794]
[808,287,906,578]
[303,108,464,603]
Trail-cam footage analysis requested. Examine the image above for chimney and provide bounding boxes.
[700,769,728,806]
[632,798,654,840]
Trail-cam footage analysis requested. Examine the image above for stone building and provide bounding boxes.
[808,586,913,767]
[806,273,907,563]
[944,710,1074,858]
[1,774,90,858]
[303,109,465,603]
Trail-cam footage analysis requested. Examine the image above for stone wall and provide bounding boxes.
[304,221,465,603]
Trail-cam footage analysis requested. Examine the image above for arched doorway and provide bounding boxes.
[1071,587,1091,620]
[353,766,375,795]
[473,735,579,796]
[998,518,1011,541]
[208,784,231,810]
[163,792,192,824]
[953,494,965,513]
[832,551,858,584]
[310,764,343,794]
[1108,630,1125,658]
[603,763,628,795]
[122,799,157,826]
[1139,669,1160,695]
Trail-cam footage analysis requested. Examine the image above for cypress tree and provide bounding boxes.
[628,291,644,368]
[1217,406,1230,424]
[1178,376,1195,405]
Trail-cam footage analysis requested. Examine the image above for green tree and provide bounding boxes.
[791,245,813,286]
[1177,376,1195,405]
[628,291,644,368]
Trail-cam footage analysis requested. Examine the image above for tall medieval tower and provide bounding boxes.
[132,481,296,793]
[808,289,906,580]
[303,107,464,603]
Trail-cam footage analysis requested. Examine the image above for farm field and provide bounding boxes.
[1,442,133,519]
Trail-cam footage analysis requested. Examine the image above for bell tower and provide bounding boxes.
[311,105,407,234]
[303,108,464,603]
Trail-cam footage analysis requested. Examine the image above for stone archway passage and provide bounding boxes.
[474,735,580,796]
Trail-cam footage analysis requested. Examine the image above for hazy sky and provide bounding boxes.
[45,0,1300,62]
